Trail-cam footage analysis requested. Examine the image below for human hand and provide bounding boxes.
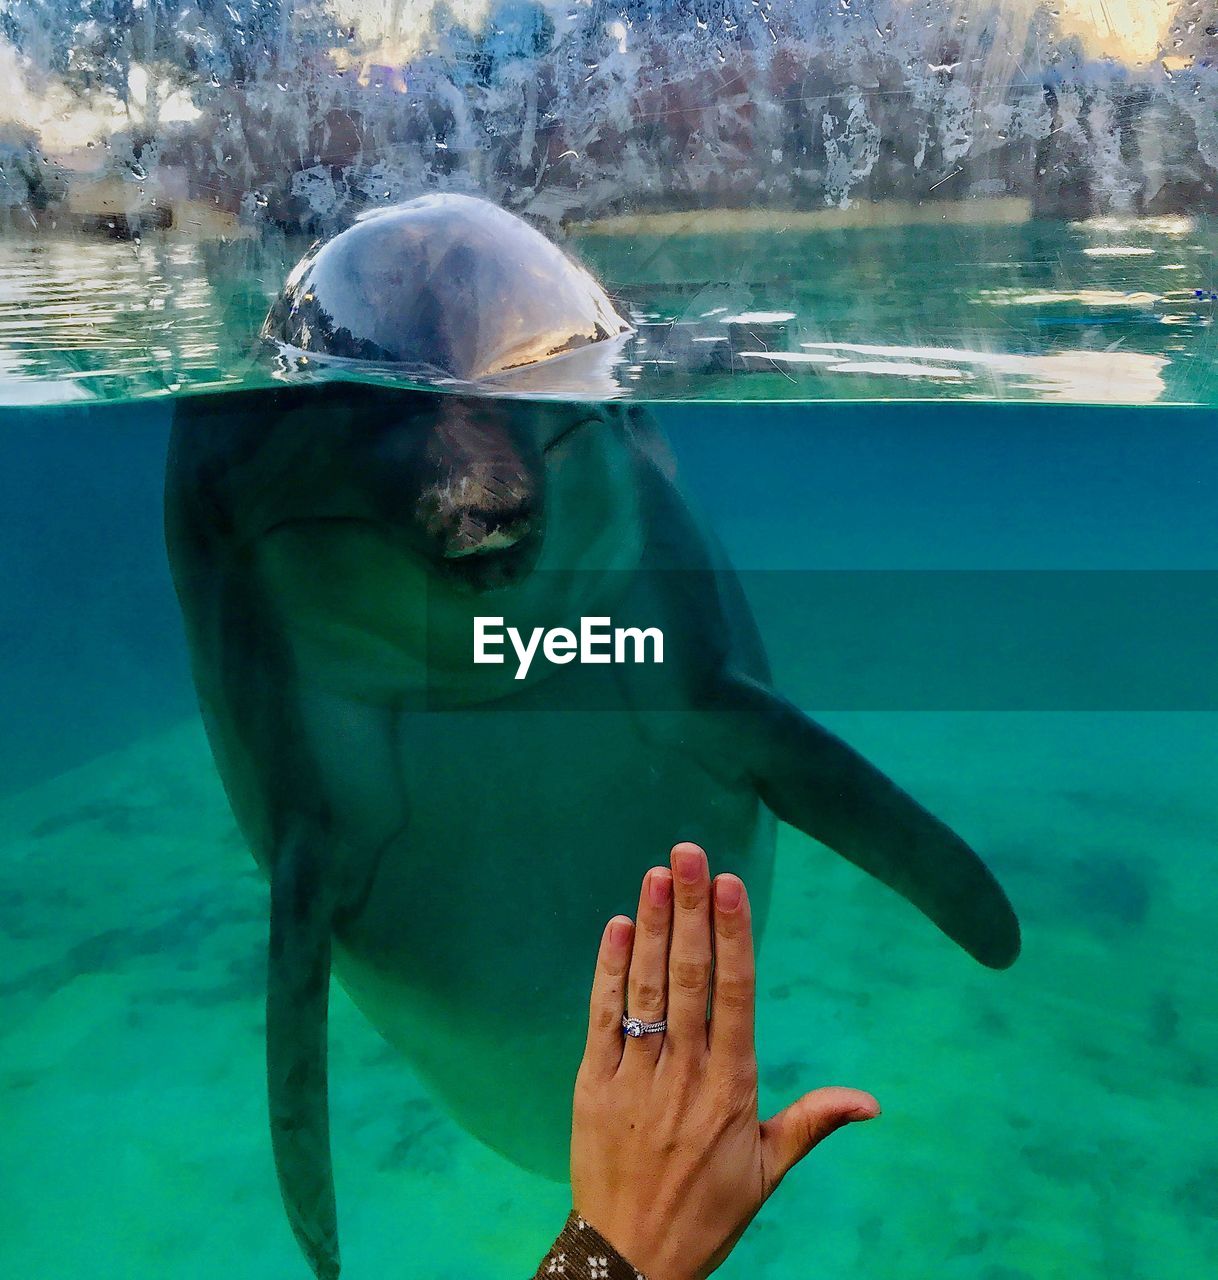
[571,842,879,1280]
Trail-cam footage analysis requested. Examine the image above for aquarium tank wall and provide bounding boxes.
[1,3,1216,1279]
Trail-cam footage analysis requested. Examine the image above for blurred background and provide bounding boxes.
[2,0,1216,234]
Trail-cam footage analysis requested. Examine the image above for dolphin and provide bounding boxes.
[164,194,1019,1279]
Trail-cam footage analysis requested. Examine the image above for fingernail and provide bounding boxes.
[851,1099,882,1121]
[714,875,742,910]
[608,917,633,949]
[673,846,703,884]
[648,869,672,907]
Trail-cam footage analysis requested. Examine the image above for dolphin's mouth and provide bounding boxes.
[427,508,540,591]
[443,526,528,559]
[435,528,540,592]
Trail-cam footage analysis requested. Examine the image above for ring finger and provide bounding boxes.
[623,865,673,1066]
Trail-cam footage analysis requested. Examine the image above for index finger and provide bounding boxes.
[709,874,755,1065]
[582,915,633,1078]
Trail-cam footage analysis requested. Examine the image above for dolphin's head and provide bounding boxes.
[166,196,638,707]
[255,192,632,593]
[262,194,629,382]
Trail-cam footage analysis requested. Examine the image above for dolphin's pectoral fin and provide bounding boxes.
[268,834,341,1280]
[719,673,1020,969]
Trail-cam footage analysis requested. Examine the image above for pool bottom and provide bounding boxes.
[0,709,1214,1279]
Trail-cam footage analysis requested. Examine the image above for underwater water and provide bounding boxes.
[2,236,1217,1280]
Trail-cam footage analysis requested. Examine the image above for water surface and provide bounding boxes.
[3,217,1216,404]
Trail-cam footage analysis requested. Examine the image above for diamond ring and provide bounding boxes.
[622,1014,667,1037]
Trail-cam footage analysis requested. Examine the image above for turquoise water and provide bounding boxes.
[2,241,1217,1279]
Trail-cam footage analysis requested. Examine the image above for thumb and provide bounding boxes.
[760,1086,880,1190]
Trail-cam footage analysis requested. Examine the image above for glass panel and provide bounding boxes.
[2,6,1215,1280]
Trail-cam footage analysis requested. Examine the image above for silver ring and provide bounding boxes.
[622,1014,667,1038]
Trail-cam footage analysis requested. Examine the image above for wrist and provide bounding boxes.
[541,1210,648,1280]
[570,1210,700,1280]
